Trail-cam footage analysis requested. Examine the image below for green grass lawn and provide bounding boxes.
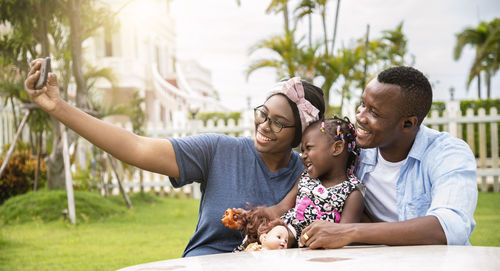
[470,192,500,246]
[0,191,498,271]
[0,192,199,271]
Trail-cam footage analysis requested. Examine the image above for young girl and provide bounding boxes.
[223,116,364,250]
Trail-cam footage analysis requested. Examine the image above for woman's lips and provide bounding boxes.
[256,131,272,143]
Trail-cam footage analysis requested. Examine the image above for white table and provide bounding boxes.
[119,245,500,271]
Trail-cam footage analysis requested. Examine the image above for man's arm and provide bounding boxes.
[299,215,446,249]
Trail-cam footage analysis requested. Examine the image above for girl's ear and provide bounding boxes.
[330,140,345,156]
[259,233,268,244]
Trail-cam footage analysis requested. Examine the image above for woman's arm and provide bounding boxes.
[25,59,180,177]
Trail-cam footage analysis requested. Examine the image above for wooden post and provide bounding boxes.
[445,100,460,137]
[61,124,76,225]
[34,131,42,191]
[466,109,476,155]
[490,108,499,192]
[478,108,487,192]
[107,154,132,208]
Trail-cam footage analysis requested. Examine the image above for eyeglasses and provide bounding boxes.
[254,106,296,133]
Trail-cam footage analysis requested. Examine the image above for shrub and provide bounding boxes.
[0,190,125,224]
[0,150,47,204]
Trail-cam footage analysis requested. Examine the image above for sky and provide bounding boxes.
[171,0,500,111]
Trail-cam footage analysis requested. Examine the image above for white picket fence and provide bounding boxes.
[423,101,500,192]
[2,100,500,196]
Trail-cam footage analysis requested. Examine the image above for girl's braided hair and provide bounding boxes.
[319,116,359,175]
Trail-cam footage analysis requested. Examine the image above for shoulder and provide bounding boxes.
[298,170,313,182]
[414,126,476,178]
[345,174,361,190]
[290,150,303,163]
[170,133,251,148]
[418,126,474,162]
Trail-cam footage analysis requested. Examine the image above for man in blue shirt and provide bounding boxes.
[298,66,477,247]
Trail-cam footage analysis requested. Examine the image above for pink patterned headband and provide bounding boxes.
[266,77,320,132]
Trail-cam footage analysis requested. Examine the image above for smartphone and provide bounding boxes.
[35,57,51,90]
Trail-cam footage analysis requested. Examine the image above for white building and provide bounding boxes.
[84,0,224,130]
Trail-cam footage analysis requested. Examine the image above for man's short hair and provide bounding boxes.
[377,66,432,125]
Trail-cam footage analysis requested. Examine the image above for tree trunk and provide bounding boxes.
[68,0,88,110]
[282,2,295,77]
[38,2,50,57]
[47,116,66,189]
[34,131,42,191]
[362,24,370,90]
[308,14,312,48]
[322,78,334,109]
[331,0,341,54]
[10,96,18,132]
[321,9,329,57]
[477,73,481,99]
[486,70,491,98]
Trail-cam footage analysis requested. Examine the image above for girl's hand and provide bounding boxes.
[24,59,62,113]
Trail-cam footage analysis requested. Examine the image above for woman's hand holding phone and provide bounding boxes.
[24,58,62,113]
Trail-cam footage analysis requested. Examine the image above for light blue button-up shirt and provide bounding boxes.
[356,125,478,245]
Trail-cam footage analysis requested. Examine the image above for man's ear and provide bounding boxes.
[330,140,345,156]
[259,233,268,244]
[402,116,418,130]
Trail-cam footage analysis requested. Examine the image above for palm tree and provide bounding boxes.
[331,0,341,54]
[454,18,500,98]
[336,46,364,112]
[295,0,316,48]
[246,30,298,79]
[265,0,297,77]
[295,42,322,82]
[378,21,408,67]
[266,0,291,35]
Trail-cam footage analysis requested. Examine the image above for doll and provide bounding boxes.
[222,207,291,251]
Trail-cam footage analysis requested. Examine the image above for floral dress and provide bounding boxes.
[281,170,360,239]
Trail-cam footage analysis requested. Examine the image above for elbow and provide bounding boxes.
[430,211,474,245]
[425,215,448,245]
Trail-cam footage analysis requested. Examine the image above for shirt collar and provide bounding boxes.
[360,124,432,165]
[407,125,434,161]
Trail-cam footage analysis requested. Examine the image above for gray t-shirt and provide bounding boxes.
[169,133,303,257]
